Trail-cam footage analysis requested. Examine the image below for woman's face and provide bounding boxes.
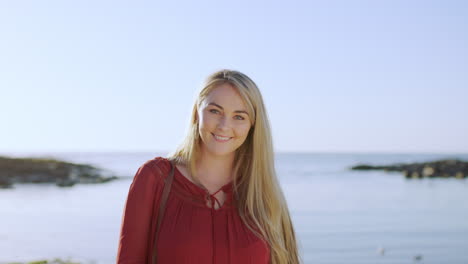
[197,83,252,158]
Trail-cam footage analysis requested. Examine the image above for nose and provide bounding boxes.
[216,116,230,130]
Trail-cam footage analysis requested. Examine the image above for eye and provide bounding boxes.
[209,109,220,114]
[234,115,245,120]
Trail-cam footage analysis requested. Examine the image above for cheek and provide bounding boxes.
[236,124,251,138]
[199,114,216,131]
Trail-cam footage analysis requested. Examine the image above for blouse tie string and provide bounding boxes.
[206,188,223,210]
[205,188,224,264]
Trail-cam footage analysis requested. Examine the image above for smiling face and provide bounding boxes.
[197,83,252,158]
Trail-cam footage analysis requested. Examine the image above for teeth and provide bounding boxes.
[214,134,230,141]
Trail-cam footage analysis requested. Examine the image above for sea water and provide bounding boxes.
[0,152,467,264]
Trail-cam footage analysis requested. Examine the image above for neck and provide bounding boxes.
[196,147,235,186]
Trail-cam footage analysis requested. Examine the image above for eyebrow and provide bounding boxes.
[208,102,249,116]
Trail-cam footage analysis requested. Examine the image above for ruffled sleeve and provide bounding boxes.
[116,158,168,264]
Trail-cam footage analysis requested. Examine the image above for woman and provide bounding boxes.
[117,69,300,264]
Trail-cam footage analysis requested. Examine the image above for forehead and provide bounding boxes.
[202,83,247,110]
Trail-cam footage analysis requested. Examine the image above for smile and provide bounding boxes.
[212,133,232,142]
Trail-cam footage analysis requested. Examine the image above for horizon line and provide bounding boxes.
[1,150,468,155]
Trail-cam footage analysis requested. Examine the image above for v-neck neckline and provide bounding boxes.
[172,163,235,210]
[173,163,233,195]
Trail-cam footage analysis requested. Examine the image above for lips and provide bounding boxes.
[211,133,232,142]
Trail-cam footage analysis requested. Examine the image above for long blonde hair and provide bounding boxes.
[167,69,300,264]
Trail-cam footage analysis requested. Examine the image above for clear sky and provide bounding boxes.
[1,0,467,153]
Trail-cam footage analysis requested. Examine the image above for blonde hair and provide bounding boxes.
[168,69,300,264]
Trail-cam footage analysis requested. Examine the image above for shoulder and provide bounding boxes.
[136,156,173,182]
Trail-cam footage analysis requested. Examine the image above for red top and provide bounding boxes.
[117,157,270,264]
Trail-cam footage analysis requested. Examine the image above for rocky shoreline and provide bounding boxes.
[351,159,468,179]
[0,155,119,189]
[2,258,82,264]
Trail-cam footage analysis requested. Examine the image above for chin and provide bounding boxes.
[209,149,236,157]
[206,145,237,157]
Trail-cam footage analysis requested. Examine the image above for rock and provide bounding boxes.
[351,159,468,180]
[411,171,421,179]
[350,165,376,170]
[0,155,119,189]
[4,258,83,264]
[403,170,410,178]
[413,254,423,261]
[376,246,385,256]
[0,177,13,189]
[422,166,435,177]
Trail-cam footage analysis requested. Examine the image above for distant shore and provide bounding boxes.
[0,155,119,189]
[2,258,81,264]
[351,159,468,179]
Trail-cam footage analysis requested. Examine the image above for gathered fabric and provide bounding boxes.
[117,157,270,264]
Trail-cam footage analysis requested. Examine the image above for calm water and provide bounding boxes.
[1,152,467,264]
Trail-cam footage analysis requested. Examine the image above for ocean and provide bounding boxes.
[0,152,467,264]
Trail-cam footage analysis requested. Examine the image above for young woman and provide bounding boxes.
[117,70,300,264]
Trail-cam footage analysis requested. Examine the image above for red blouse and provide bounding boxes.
[117,157,270,264]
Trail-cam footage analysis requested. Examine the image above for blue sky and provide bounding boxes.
[1,0,467,153]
